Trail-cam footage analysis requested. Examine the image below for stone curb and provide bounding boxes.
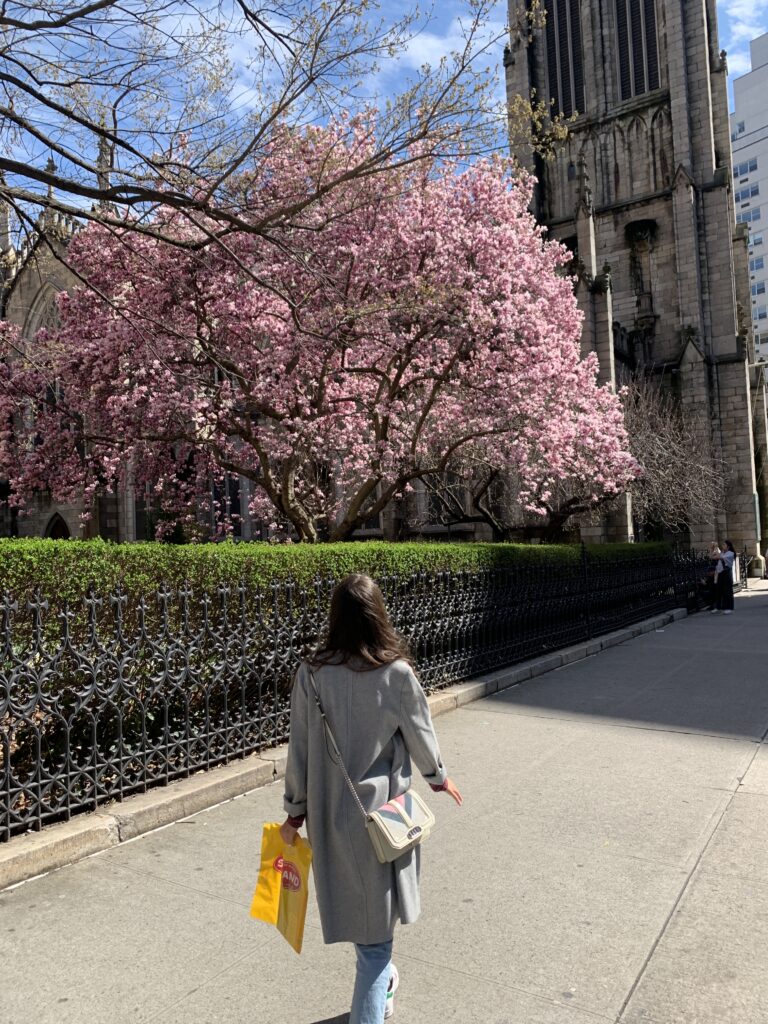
[0,754,281,892]
[0,606,686,891]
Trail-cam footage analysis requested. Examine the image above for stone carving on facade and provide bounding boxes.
[591,263,612,295]
[736,301,751,340]
[543,97,673,221]
[650,106,674,189]
[622,220,658,367]
[505,0,765,552]
[612,321,630,363]
[575,154,593,213]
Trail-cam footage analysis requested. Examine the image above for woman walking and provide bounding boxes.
[280,573,462,1023]
[715,539,736,614]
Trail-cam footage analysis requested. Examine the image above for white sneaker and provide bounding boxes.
[384,964,399,1019]
[723,610,734,615]
[710,609,720,613]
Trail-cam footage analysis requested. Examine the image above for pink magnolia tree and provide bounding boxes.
[0,125,638,541]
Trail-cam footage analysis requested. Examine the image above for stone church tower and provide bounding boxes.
[505,0,767,556]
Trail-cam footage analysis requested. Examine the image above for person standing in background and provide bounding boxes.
[705,542,721,611]
[714,540,736,615]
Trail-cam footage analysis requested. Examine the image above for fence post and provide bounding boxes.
[581,542,592,640]
[672,550,686,609]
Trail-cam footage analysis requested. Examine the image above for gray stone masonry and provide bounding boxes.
[505,0,766,553]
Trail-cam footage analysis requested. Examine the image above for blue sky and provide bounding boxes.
[389,1,768,110]
[718,0,768,87]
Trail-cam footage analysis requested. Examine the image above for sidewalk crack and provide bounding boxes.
[613,725,768,1023]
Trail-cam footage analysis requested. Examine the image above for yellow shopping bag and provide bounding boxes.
[250,822,313,954]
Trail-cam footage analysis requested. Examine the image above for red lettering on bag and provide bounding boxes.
[273,854,301,891]
[281,863,301,891]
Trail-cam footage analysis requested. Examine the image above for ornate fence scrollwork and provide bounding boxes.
[0,551,708,841]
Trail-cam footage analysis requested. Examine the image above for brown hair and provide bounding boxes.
[313,573,412,669]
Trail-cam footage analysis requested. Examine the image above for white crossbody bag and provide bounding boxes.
[307,667,435,864]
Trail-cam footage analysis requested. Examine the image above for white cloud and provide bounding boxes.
[726,51,752,76]
[398,14,507,70]
[367,8,508,109]
[719,0,768,85]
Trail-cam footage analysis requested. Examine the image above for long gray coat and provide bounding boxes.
[283,659,448,945]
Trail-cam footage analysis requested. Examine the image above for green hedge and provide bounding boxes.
[0,538,673,605]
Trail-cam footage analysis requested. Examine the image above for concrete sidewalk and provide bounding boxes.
[3,587,768,1024]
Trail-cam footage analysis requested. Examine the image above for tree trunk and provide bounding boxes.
[329,516,362,542]
[285,507,318,542]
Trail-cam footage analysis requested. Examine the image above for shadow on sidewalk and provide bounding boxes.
[311,1016,349,1023]
[483,588,768,739]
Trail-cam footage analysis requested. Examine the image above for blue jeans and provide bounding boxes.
[349,940,393,1024]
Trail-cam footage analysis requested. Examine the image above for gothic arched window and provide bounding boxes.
[615,0,660,100]
[23,282,60,341]
[44,513,70,539]
[544,0,585,117]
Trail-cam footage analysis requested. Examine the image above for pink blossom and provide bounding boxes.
[0,124,638,540]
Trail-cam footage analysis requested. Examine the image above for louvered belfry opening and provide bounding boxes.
[615,0,660,100]
[545,0,585,117]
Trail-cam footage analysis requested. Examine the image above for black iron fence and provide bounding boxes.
[0,549,725,841]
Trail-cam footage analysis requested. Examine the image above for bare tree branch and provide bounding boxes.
[0,0,509,251]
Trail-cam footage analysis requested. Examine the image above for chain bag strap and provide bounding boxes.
[305,665,434,864]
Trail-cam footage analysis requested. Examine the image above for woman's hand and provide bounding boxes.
[443,778,463,807]
[280,819,299,846]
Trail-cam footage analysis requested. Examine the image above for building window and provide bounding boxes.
[615,0,660,100]
[545,0,585,117]
[736,184,760,203]
[211,473,243,537]
[737,121,746,134]
[750,257,765,272]
[758,305,768,320]
[752,283,766,296]
[737,207,762,225]
[734,158,759,178]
